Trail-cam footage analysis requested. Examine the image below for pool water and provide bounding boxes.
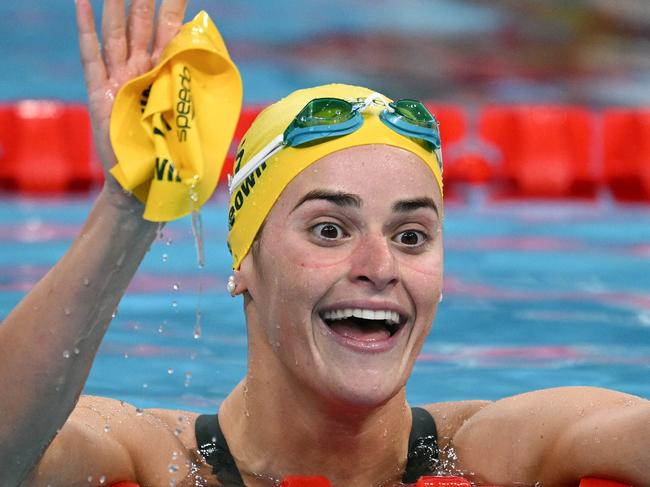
[1,190,650,412]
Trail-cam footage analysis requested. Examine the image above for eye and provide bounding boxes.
[394,230,427,247]
[312,222,347,240]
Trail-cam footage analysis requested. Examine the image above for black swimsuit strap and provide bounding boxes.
[195,414,246,486]
[402,406,440,483]
[196,407,439,486]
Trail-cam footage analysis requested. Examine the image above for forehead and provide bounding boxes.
[278,144,442,208]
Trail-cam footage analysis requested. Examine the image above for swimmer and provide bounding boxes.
[1,1,649,486]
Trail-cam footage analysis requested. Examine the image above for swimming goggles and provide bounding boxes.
[228,92,442,193]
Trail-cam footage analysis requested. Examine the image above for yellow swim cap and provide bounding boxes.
[110,11,242,221]
[227,83,443,269]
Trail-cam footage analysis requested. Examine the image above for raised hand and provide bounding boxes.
[76,0,189,190]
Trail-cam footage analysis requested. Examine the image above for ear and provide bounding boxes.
[232,256,253,297]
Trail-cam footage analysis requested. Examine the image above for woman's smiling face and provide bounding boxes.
[239,144,443,408]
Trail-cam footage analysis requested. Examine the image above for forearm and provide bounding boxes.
[0,185,158,483]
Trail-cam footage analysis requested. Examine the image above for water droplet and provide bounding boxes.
[244,409,250,417]
[136,407,144,416]
[171,450,179,460]
[171,300,178,309]
[123,353,129,359]
[83,278,90,286]
[168,464,179,473]
[167,368,174,375]
[174,427,182,436]
[73,347,80,355]
[184,371,192,387]
[87,476,93,483]
[172,282,180,291]
[62,350,70,359]
[99,475,106,484]
[103,424,111,433]
[158,324,165,333]
[64,307,71,316]
[142,383,149,389]
[162,253,168,263]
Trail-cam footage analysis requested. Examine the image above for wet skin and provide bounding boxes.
[237,143,444,411]
[213,144,446,485]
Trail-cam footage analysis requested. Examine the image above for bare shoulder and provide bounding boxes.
[423,387,645,441]
[56,396,198,485]
[420,399,492,449]
[145,406,202,449]
[436,387,649,484]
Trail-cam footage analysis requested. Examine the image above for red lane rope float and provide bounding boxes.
[603,108,650,202]
[0,100,97,192]
[280,475,333,486]
[2,100,650,201]
[479,105,596,198]
[109,476,633,487]
[580,478,632,487]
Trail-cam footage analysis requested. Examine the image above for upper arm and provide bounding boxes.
[450,386,650,486]
[25,396,195,487]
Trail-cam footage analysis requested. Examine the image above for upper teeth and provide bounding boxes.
[322,308,401,325]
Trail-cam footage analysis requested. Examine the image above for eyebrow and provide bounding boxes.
[292,190,439,216]
[393,197,439,217]
[292,190,361,212]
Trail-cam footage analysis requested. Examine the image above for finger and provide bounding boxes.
[101,0,128,73]
[76,0,108,90]
[152,0,189,62]
[127,0,155,58]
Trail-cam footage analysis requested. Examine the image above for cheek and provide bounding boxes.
[285,243,355,270]
[397,245,443,277]
[264,224,355,270]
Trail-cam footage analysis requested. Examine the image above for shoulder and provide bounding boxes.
[421,386,645,439]
[31,396,202,486]
[72,395,202,454]
[424,387,648,484]
[420,399,491,450]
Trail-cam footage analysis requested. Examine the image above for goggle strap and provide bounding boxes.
[228,134,284,193]
[355,92,393,113]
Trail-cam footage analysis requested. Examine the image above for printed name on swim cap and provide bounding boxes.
[228,142,269,229]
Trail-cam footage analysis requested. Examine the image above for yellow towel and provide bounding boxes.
[109,11,242,221]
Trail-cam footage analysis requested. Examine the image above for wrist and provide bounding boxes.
[95,182,161,233]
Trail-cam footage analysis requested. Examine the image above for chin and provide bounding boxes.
[308,361,410,413]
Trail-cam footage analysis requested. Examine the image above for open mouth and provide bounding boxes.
[319,308,407,342]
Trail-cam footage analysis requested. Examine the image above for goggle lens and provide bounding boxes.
[391,99,435,128]
[294,98,355,128]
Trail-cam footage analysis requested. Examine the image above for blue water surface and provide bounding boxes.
[1,191,649,412]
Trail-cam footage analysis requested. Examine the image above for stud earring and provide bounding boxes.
[226,275,236,295]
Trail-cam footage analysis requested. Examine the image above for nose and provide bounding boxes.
[348,234,399,291]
